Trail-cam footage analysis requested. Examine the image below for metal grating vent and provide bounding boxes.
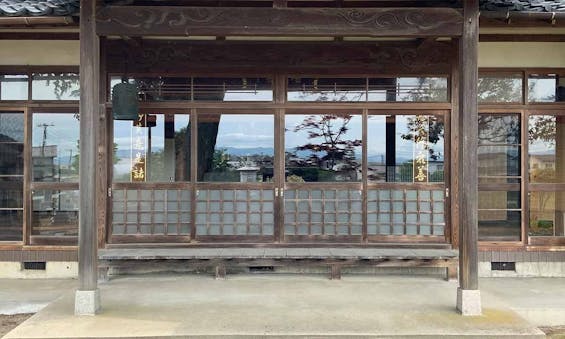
[491,262,515,271]
[249,266,274,273]
[22,262,46,270]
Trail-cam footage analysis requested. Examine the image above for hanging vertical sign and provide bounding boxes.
[131,114,146,182]
[413,116,429,183]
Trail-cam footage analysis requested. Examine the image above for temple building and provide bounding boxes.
[1,0,565,315]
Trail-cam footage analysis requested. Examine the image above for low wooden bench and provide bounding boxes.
[99,247,458,281]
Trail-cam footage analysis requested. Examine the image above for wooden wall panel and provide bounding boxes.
[105,40,455,75]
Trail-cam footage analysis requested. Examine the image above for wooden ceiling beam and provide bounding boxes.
[96,6,463,37]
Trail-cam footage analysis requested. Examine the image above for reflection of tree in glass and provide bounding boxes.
[401,77,447,102]
[529,116,556,146]
[46,73,80,100]
[478,77,521,102]
[400,116,444,161]
[213,148,230,171]
[478,115,520,144]
[293,114,361,170]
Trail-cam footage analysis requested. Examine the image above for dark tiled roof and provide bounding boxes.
[1,0,564,17]
[480,0,565,12]
[0,0,79,17]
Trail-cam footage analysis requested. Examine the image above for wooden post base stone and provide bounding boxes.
[456,288,481,316]
[75,289,101,316]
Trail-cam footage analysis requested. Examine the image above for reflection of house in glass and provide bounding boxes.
[32,145,58,181]
[530,154,555,171]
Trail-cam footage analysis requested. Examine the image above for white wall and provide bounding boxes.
[479,42,565,68]
[0,40,79,65]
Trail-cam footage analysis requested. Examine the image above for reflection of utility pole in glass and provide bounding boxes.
[37,123,55,182]
[37,123,54,156]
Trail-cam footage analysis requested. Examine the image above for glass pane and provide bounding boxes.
[32,73,79,100]
[479,190,521,210]
[135,77,190,101]
[0,177,23,208]
[194,77,272,101]
[479,210,521,241]
[529,115,565,183]
[367,115,386,182]
[0,143,24,176]
[368,77,448,102]
[288,78,366,102]
[32,190,79,236]
[285,114,362,182]
[0,112,24,143]
[32,113,80,182]
[1,75,28,100]
[0,113,24,175]
[478,115,520,145]
[0,210,23,241]
[478,74,522,103]
[529,191,565,236]
[478,146,520,177]
[113,114,191,182]
[198,114,274,182]
[528,73,565,103]
[390,115,444,183]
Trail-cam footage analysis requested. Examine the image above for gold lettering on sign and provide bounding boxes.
[131,114,146,182]
[413,116,429,183]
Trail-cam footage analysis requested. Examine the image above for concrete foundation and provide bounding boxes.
[457,288,482,316]
[0,262,77,279]
[479,261,565,277]
[74,289,100,316]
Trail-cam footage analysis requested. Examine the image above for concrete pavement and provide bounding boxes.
[3,274,555,338]
[0,279,76,315]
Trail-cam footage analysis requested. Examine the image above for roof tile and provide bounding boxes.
[0,0,79,17]
[1,0,565,18]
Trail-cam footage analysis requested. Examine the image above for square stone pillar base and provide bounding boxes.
[75,289,101,315]
[456,288,481,316]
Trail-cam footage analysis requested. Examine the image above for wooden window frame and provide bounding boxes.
[478,68,565,250]
[29,109,80,246]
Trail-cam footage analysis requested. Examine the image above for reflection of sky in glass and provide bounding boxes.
[0,75,28,100]
[287,91,366,102]
[215,114,274,151]
[528,76,563,102]
[396,116,413,162]
[367,116,386,161]
[32,114,80,165]
[285,114,362,158]
[223,91,273,101]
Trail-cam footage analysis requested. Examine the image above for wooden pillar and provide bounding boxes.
[75,0,101,315]
[457,0,481,316]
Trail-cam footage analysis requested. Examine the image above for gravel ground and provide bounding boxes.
[0,314,33,338]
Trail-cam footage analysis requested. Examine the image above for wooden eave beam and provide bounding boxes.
[96,6,463,37]
[0,16,76,27]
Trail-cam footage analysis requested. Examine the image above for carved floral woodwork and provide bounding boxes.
[97,6,463,37]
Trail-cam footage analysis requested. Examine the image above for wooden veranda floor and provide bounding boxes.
[99,247,459,280]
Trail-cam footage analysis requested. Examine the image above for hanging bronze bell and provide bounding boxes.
[112,82,139,120]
